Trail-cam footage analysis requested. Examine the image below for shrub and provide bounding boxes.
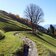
[0,30,5,40]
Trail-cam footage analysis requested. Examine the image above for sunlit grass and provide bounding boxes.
[16,31,56,56]
[0,32,23,55]
[38,32,56,47]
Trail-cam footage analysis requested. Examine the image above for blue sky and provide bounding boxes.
[0,0,56,26]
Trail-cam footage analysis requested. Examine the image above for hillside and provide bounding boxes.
[0,32,23,56]
[0,10,47,33]
[0,10,56,56]
[0,11,31,31]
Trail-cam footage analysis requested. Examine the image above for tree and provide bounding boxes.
[50,25,54,35]
[24,4,44,33]
[47,28,50,33]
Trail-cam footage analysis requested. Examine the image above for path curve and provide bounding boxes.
[21,37,38,56]
[15,32,38,56]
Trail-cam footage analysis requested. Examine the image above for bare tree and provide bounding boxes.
[24,4,44,33]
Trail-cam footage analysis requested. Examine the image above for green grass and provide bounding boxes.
[15,31,56,56]
[38,32,56,47]
[0,12,56,56]
[0,13,31,30]
[0,32,23,56]
[0,31,56,56]
[0,22,31,31]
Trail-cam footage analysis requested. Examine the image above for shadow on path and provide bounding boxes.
[13,44,29,56]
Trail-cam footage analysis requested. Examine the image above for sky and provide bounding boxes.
[0,0,56,26]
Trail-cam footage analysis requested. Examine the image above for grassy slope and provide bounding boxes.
[0,12,56,56]
[15,31,56,56]
[38,32,56,47]
[0,31,56,56]
[0,32,23,56]
[0,13,31,55]
[0,13,31,31]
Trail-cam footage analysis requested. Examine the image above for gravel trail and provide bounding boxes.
[22,37,38,56]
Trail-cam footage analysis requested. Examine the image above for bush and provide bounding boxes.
[0,30,5,40]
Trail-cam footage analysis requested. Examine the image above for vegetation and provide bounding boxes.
[0,30,5,40]
[0,13,31,31]
[49,25,54,35]
[0,10,56,56]
[24,4,44,33]
[47,24,56,38]
[15,31,56,56]
[0,32,23,56]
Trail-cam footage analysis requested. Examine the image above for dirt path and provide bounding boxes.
[22,37,38,56]
[15,32,38,56]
